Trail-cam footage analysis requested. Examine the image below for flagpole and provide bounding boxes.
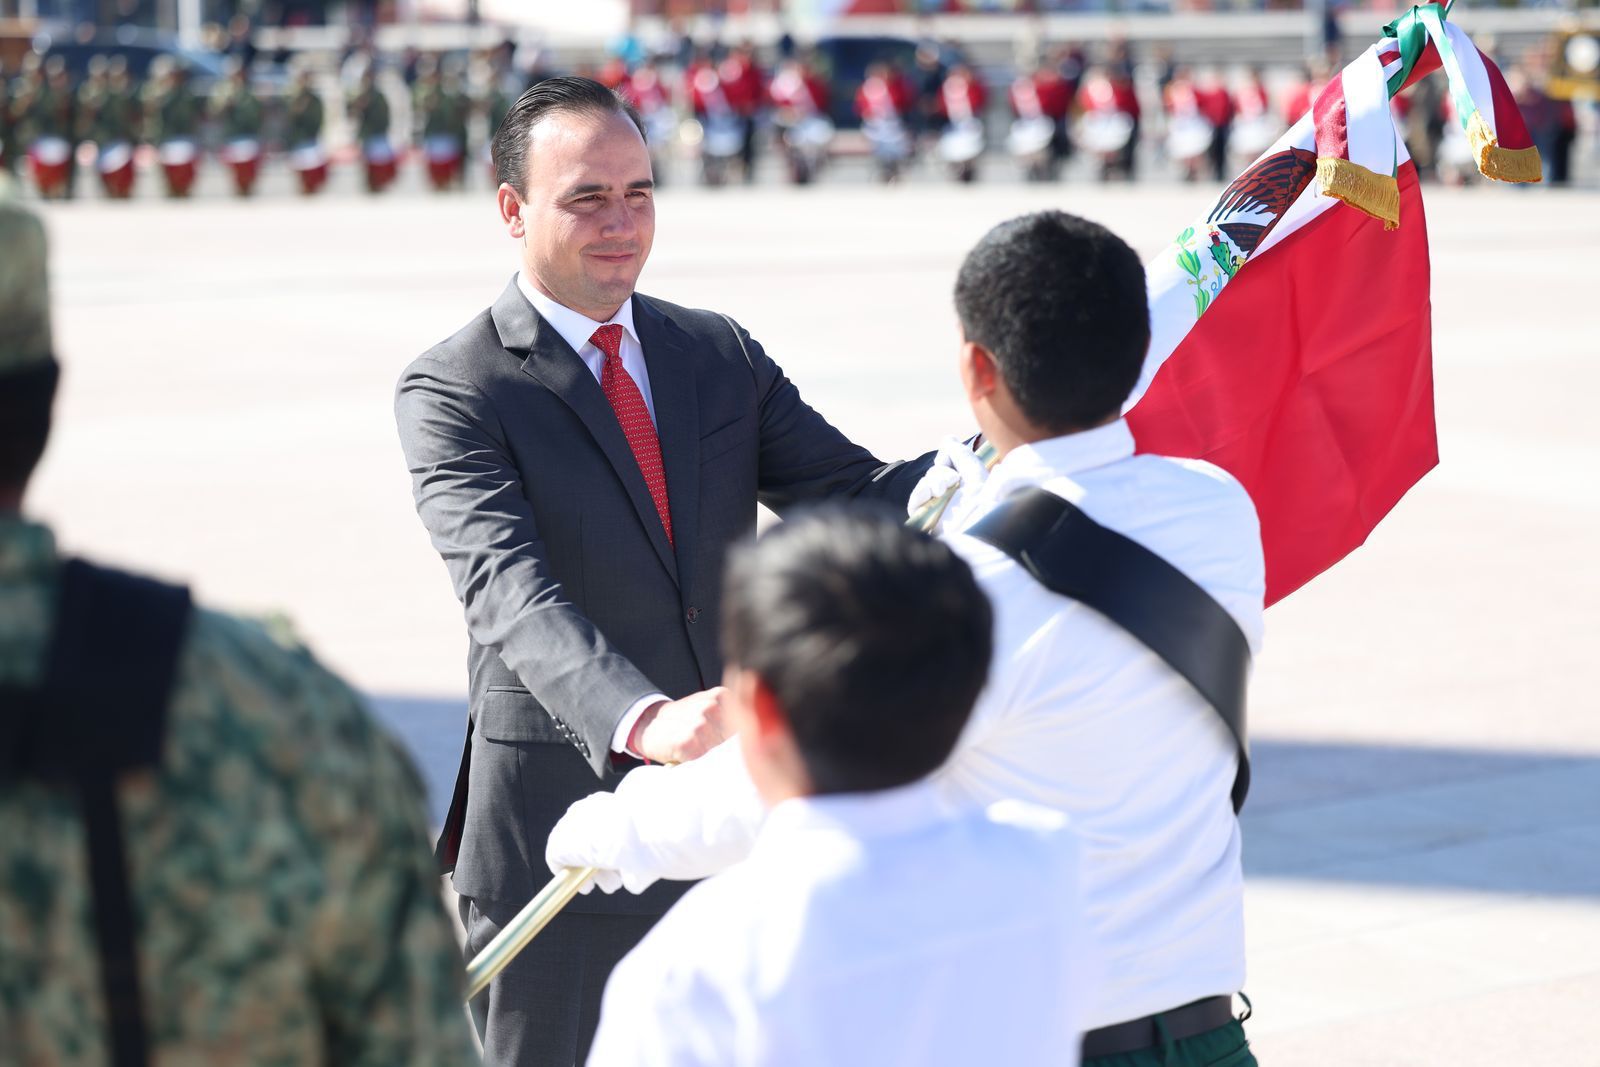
[463,865,596,1001]
[463,441,1000,1001]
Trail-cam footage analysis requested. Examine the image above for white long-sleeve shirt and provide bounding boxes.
[586,782,1094,1067]
[554,419,1265,1032]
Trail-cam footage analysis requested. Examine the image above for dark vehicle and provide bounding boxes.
[811,35,967,131]
[30,27,227,90]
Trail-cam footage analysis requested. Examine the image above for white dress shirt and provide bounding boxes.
[517,272,657,421]
[516,273,665,755]
[936,419,1263,1027]
[586,781,1094,1067]
[550,419,1266,1030]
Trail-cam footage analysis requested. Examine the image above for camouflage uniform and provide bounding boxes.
[284,80,325,148]
[143,69,201,145]
[348,77,391,143]
[0,180,480,1067]
[210,72,265,142]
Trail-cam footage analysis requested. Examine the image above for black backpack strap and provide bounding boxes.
[0,560,192,1067]
[966,488,1253,812]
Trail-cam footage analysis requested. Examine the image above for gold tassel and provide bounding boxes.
[1466,110,1543,184]
[1316,156,1401,231]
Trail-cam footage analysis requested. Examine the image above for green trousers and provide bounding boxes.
[1084,1019,1257,1067]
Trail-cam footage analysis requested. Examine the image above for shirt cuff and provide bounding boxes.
[611,693,668,756]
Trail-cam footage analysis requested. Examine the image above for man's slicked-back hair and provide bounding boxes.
[721,505,994,796]
[954,210,1150,434]
[492,76,647,196]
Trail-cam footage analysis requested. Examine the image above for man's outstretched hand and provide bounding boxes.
[628,687,729,765]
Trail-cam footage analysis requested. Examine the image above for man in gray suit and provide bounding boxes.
[394,77,932,1066]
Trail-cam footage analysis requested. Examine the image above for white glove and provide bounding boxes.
[545,740,764,895]
[907,436,991,532]
[544,792,633,894]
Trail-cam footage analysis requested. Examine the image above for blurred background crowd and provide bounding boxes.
[1,0,1595,198]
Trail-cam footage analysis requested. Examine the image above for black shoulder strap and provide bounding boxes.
[0,560,192,1067]
[966,489,1252,812]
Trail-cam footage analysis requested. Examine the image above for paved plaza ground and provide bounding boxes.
[26,177,1600,1064]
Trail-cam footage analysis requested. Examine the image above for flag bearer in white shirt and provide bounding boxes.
[582,507,1096,1067]
[552,211,1267,1067]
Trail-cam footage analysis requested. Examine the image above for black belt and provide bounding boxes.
[1081,995,1239,1059]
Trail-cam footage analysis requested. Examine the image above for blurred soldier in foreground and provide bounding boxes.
[0,179,479,1067]
[210,60,266,197]
[348,60,397,193]
[285,67,329,195]
[144,58,202,197]
[584,508,1096,1065]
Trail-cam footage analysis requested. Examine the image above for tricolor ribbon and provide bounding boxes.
[1313,3,1541,229]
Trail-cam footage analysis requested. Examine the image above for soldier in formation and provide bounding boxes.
[144,58,202,197]
[348,59,397,193]
[76,55,140,197]
[284,67,329,195]
[210,60,266,196]
[11,55,76,198]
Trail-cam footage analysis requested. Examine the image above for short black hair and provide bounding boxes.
[954,210,1150,434]
[491,76,646,196]
[721,505,993,796]
[0,360,58,490]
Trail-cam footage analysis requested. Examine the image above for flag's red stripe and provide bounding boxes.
[1396,40,1443,93]
[1312,73,1352,161]
[1479,47,1536,151]
[1127,163,1437,605]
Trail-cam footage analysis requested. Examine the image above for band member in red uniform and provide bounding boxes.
[1231,66,1278,165]
[717,43,765,184]
[936,63,986,183]
[685,50,743,186]
[1077,66,1139,181]
[623,58,678,182]
[1010,61,1073,179]
[1162,67,1211,183]
[768,53,832,185]
[857,61,915,182]
[1193,69,1235,181]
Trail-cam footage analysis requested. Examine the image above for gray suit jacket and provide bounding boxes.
[395,279,931,913]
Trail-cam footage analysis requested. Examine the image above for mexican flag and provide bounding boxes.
[1124,5,1540,606]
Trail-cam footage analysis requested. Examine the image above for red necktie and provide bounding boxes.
[591,324,673,546]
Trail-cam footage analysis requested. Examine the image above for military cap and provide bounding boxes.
[0,174,53,376]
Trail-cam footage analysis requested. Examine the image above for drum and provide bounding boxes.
[1166,114,1215,161]
[1077,111,1134,154]
[938,118,985,164]
[1007,116,1056,156]
[96,141,135,197]
[28,137,72,195]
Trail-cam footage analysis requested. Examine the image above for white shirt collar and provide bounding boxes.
[516,271,640,356]
[986,419,1135,495]
[758,778,952,848]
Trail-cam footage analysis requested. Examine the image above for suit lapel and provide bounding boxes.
[634,295,700,597]
[493,278,678,586]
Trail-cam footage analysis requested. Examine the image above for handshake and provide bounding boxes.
[627,686,730,765]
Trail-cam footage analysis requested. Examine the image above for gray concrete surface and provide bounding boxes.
[26,178,1600,1065]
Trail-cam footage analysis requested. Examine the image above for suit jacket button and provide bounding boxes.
[685,606,700,624]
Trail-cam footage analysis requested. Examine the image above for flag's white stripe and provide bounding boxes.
[1343,46,1397,176]
[1443,21,1497,131]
